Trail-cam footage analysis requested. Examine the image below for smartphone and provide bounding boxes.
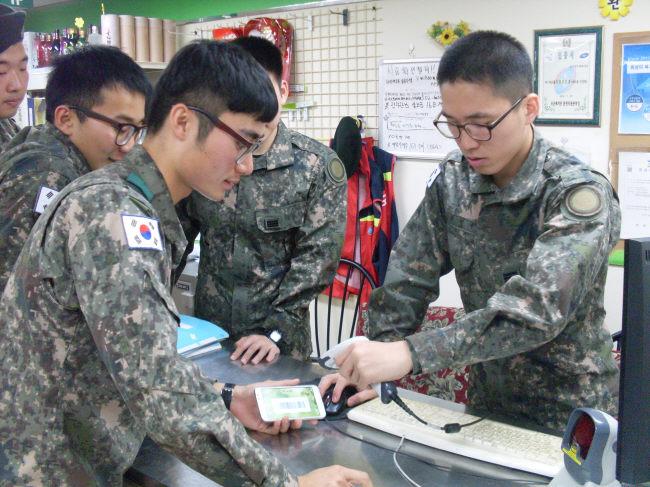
[255,385,326,422]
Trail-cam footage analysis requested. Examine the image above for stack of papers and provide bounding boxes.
[177,314,229,359]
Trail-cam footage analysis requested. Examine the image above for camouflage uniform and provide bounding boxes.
[0,123,91,293]
[0,118,19,155]
[0,146,298,486]
[368,132,621,430]
[179,122,347,359]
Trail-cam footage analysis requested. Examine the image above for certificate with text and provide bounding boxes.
[534,27,601,125]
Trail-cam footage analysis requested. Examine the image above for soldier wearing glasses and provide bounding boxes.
[324,31,620,431]
[0,45,150,293]
[0,40,371,487]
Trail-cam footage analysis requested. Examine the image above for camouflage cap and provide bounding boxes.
[0,4,25,54]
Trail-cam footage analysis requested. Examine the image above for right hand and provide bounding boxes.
[298,465,373,486]
[230,334,280,365]
[318,373,377,408]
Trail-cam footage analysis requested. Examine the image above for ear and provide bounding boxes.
[53,105,77,136]
[523,94,540,124]
[279,79,290,105]
[168,104,194,142]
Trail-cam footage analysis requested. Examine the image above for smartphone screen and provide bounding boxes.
[255,385,326,422]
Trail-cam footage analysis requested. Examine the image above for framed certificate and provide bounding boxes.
[534,26,602,126]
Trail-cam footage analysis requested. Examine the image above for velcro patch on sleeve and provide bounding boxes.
[121,214,163,251]
[326,157,347,184]
[565,186,604,218]
[34,186,60,214]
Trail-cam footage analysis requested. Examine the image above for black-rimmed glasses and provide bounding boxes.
[433,95,526,142]
[187,105,263,166]
[68,105,146,146]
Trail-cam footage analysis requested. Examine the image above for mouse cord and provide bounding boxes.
[323,419,545,486]
[392,393,486,432]
[393,436,423,487]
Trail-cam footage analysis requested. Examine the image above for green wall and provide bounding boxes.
[25,0,315,32]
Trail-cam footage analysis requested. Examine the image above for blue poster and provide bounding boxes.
[619,43,650,135]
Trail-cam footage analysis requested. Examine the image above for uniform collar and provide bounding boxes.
[253,121,294,172]
[468,128,546,203]
[31,123,92,174]
[123,146,188,263]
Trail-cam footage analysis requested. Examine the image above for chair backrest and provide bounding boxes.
[311,258,378,358]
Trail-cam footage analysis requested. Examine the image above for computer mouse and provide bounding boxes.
[323,384,358,417]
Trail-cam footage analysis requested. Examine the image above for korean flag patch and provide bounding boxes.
[121,214,163,251]
[34,186,60,214]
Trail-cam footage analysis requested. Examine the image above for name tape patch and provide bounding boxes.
[34,186,59,214]
[121,214,163,251]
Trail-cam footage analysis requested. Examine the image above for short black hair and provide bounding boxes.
[231,36,283,85]
[147,40,278,140]
[45,45,152,123]
[437,30,533,102]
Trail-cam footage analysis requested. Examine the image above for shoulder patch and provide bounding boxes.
[426,165,442,188]
[326,157,347,184]
[565,186,603,217]
[34,186,60,214]
[121,214,164,251]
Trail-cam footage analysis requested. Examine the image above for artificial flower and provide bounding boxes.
[599,0,633,20]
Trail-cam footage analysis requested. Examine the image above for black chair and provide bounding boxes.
[312,258,378,358]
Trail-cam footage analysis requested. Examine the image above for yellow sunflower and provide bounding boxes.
[599,0,633,20]
[438,28,459,46]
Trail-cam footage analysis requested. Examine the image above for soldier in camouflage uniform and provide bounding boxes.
[0,5,28,155]
[0,46,151,293]
[178,37,347,363]
[0,40,371,487]
[325,31,620,431]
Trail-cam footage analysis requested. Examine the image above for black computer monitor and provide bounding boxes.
[616,237,650,484]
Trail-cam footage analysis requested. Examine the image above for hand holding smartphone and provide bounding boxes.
[255,385,326,422]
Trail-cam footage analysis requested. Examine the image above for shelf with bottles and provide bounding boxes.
[27,61,167,92]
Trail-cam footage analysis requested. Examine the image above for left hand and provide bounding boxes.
[336,340,413,390]
[229,378,309,434]
[230,334,280,365]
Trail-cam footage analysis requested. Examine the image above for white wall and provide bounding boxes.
[378,0,648,332]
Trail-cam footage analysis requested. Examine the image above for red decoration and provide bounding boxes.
[243,18,294,85]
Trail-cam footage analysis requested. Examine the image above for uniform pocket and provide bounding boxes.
[254,202,306,267]
[255,201,306,233]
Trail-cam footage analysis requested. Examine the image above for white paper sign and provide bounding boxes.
[618,151,650,238]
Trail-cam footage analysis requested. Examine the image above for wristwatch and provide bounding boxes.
[221,383,235,410]
[266,329,282,345]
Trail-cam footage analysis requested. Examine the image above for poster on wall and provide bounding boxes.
[618,43,650,135]
[379,59,456,159]
[618,151,650,238]
[534,26,602,126]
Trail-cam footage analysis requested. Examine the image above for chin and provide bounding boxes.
[195,188,224,203]
[0,108,18,119]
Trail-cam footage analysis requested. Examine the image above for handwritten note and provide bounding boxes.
[379,59,457,159]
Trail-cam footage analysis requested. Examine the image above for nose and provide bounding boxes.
[236,153,254,176]
[118,136,137,154]
[456,129,480,152]
[6,70,24,92]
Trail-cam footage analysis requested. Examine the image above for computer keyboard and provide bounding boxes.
[347,392,564,477]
